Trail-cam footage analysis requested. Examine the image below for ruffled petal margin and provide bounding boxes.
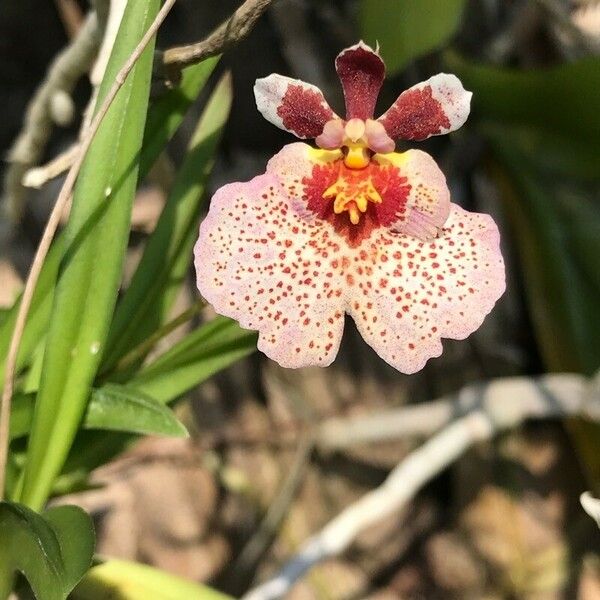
[195,145,505,373]
[347,204,505,373]
[195,143,346,368]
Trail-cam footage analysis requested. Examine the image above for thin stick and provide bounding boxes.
[243,374,599,600]
[1,11,103,224]
[162,0,273,69]
[0,0,177,501]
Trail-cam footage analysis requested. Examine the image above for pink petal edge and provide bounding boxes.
[348,204,505,373]
[195,143,347,368]
[195,145,505,373]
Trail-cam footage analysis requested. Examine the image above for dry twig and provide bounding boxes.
[317,374,588,450]
[1,3,108,224]
[0,0,178,501]
[243,373,599,600]
[162,0,274,71]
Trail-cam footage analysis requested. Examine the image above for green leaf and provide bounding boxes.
[11,384,187,440]
[487,125,600,375]
[74,558,232,600]
[19,0,161,511]
[103,72,233,373]
[85,384,188,437]
[128,317,257,403]
[139,57,220,177]
[0,502,94,600]
[445,54,600,373]
[361,0,467,74]
[56,319,257,483]
[0,59,219,394]
[446,53,600,146]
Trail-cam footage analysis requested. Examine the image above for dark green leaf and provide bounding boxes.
[139,57,220,177]
[11,384,187,439]
[361,0,467,74]
[446,52,600,145]
[488,125,600,375]
[0,502,94,600]
[57,319,257,482]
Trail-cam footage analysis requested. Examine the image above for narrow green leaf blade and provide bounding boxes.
[103,72,233,372]
[487,126,600,374]
[20,0,161,511]
[0,59,219,392]
[139,57,220,177]
[128,317,257,403]
[74,558,232,600]
[54,319,257,484]
[0,502,94,600]
[446,53,600,145]
[361,0,467,74]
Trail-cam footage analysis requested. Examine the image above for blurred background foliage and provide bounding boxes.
[1,0,600,598]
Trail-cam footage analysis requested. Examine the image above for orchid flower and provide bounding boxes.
[194,42,505,373]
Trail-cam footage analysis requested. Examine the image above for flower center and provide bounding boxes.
[303,155,411,247]
[322,164,382,224]
[315,118,395,175]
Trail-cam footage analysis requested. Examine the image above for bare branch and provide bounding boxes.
[243,373,599,600]
[0,0,177,501]
[317,374,588,450]
[1,8,105,224]
[22,145,79,189]
[162,0,274,70]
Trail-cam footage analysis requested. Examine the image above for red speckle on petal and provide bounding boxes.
[277,85,335,138]
[379,85,451,141]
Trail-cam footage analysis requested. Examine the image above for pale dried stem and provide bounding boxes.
[0,0,177,501]
[20,0,274,189]
[244,373,599,600]
[317,374,589,450]
[22,145,79,189]
[1,7,106,224]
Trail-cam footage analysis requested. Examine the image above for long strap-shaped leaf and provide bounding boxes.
[0,58,220,392]
[19,0,161,511]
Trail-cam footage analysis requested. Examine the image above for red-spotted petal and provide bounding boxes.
[254,75,338,139]
[195,143,348,368]
[336,42,385,120]
[378,74,472,141]
[375,149,451,240]
[347,204,505,374]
